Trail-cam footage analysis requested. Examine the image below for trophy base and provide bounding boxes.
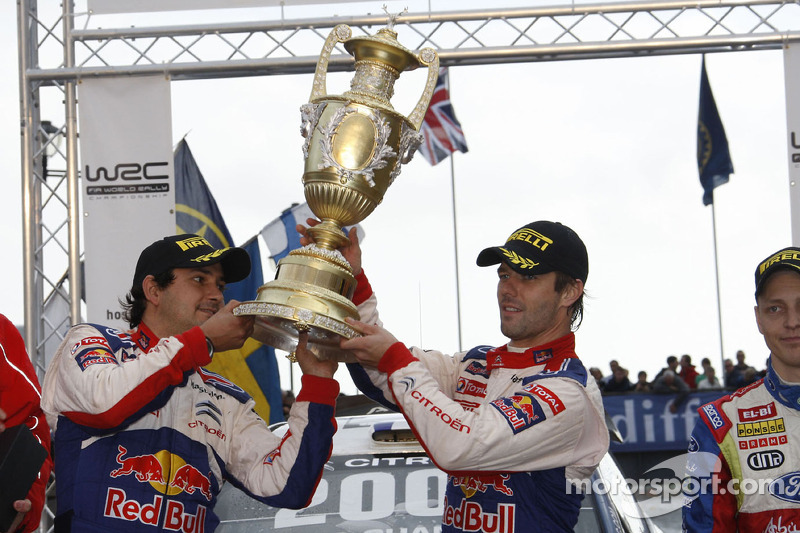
[236,298,359,362]
[248,312,358,363]
[235,241,361,362]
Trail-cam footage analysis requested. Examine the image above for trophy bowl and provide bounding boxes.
[235,21,439,361]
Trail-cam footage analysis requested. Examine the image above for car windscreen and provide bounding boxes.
[216,452,447,533]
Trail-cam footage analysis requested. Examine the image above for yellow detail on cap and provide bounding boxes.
[500,248,539,269]
[191,249,229,263]
[758,251,800,274]
[506,228,553,251]
[176,235,212,251]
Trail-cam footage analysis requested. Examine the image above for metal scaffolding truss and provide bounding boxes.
[15,1,800,528]
[26,0,800,83]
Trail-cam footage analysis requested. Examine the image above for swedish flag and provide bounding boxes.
[697,56,734,206]
[175,139,283,423]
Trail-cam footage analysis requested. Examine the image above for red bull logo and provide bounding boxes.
[106,446,214,531]
[453,474,514,498]
[490,392,546,434]
[104,488,207,532]
[75,349,118,371]
[443,496,515,533]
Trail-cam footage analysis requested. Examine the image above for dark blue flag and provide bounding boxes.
[174,139,234,247]
[697,57,734,206]
[174,139,284,423]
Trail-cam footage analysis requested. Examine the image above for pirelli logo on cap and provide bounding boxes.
[176,236,212,251]
[507,228,553,252]
[758,250,800,275]
[737,417,785,438]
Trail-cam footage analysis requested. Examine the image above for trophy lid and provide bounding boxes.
[344,27,419,74]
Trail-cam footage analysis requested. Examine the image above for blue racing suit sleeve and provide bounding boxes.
[683,413,737,532]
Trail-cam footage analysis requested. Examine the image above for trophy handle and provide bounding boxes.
[407,48,440,131]
[309,25,353,102]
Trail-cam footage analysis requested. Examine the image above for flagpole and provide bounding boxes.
[443,70,463,352]
[711,200,725,374]
[449,154,463,352]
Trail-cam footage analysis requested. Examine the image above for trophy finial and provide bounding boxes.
[382,4,408,31]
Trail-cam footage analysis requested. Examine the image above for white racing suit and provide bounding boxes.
[347,272,609,533]
[41,322,338,532]
[683,358,800,532]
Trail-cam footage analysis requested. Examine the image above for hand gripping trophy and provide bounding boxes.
[235,10,439,361]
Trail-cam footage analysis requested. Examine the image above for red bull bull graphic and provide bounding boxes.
[490,392,546,434]
[443,496,515,533]
[111,445,166,484]
[452,474,514,498]
[170,464,213,501]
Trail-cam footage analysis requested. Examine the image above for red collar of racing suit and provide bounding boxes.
[131,322,159,352]
[485,332,577,372]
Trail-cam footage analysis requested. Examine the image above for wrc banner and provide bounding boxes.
[784,43,800,246]
[88,0,369,14]
[78,76,175,330]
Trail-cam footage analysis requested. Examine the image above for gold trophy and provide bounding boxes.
[235,13,439,361]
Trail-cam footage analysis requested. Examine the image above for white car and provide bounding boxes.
[215,409,665,532]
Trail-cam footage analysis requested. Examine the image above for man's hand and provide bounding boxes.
[5,499,31,533]
[200,300,255,352]
[297,218,362,276]
[294,332,338,379]
[339,318,398,368]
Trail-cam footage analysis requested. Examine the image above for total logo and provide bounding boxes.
[105,445,213,531]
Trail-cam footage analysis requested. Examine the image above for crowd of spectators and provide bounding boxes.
[590,349,765,397]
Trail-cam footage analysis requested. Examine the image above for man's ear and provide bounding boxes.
[142,275,161,306]
[560,279,584,308]
[754,304,764,335]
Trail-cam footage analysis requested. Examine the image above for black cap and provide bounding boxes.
[754,246,800,299]
[132,234,251,289]
[476,221,588,282]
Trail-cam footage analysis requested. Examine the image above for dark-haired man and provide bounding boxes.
[309,220,608,532]
[684,247,800,531]
[42,234,339,532]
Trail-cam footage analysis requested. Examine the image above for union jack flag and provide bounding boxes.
[418,67,468,166]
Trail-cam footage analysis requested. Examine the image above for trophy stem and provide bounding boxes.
[307,219,351,250]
